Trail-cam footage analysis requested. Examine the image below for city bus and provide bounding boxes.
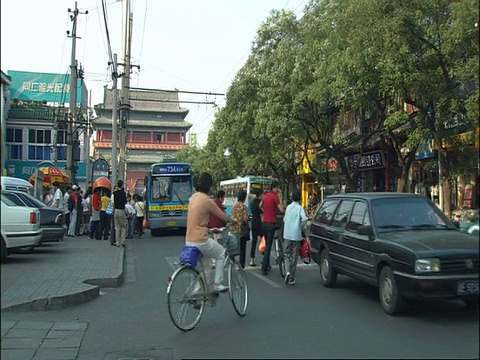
[219,176,275,215]
[145,162,193,235]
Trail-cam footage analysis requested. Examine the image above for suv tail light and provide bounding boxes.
[30,211,37,224]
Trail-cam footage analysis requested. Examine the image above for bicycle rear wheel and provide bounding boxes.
[228,259,248,317]
[275,238,286,278]
[167,266,206,331]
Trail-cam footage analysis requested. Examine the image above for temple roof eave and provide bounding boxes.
[92,116,193,129]
[94,104,190,115]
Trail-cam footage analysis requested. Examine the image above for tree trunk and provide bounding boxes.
[396,165,409,192]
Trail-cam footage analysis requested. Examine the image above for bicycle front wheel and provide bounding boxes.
[227,259,248,317]
[167,266,206,331]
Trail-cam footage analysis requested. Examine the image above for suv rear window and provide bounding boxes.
[314,199,339,225]
[332,200,354,228]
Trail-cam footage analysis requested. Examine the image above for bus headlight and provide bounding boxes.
[148,213,160,218]
[415,258,440,273]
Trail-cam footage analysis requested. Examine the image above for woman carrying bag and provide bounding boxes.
[230,189,250,268]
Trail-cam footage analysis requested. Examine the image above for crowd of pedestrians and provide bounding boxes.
[46,179,146,246]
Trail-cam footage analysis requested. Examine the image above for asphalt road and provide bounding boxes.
[2,230,479,359]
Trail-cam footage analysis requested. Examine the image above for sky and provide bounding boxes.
[1,0,308,147]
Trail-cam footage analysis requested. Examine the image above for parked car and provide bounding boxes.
[309,192,479,315]
[1,176,34,195]
[1,192,43,260]
[1,190,67,248]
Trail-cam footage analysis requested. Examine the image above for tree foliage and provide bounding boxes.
[188,0,478,206]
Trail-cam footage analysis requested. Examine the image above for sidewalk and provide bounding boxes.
[1,235,124,312]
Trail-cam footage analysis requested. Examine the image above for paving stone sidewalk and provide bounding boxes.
[1,235,124,312]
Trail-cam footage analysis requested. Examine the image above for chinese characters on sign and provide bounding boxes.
[346,151,385,171]
[21,82,70,94]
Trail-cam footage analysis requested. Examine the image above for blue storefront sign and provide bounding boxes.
[7,70,88,107]
[92,159,110,182]
[346,150,385,172]
[5,160,86,181]
[415,134,435,160]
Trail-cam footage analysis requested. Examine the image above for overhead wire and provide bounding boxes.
[101,0,115,74]
[136,0,149,86]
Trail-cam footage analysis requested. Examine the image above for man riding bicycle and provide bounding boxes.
[186,173,235,293]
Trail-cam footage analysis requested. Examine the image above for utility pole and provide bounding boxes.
[119,0,133,185]
[66,2,88,184]
[110,53,119,187]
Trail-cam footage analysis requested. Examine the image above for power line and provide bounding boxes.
[101,0,114,74]
[137,0,148,83]
[129,86,224,97]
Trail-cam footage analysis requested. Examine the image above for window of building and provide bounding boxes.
[167,132,181,143]
[154,133,164,143]
[28,146,51,160]
[7,128,23,143]
[57,146,67,161]
[6,128,23,160]
[102,130,112,142]
[56,130,67,144]
[8,145,23,160]
[132,131,151,142]
[29,129,52,144]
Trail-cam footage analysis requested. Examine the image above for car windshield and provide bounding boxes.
[371,197,454,231]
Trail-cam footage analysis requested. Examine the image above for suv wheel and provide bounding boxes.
[320,249,337,287]
[378,266,404,315]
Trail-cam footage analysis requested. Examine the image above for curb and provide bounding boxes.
[1,248,125,312]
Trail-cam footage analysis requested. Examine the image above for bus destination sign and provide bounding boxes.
[152,164,189,175]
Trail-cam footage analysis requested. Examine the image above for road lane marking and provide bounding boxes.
[247,270,281,288]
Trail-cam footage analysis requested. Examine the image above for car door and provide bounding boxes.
[342,200,376,283]
[329,199,355,272]
[310,199,340,261]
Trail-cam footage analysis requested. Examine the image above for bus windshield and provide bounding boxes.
[150,176,191,203]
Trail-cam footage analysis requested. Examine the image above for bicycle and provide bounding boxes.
[273,226,286,278]
[166,227,248,332]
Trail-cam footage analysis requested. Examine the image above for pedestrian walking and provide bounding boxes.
[282,189,308,286]
[112,180,128,247]
[64,185,71,230]
[230,189,250,268]
[75,188,83,236]
[260,180,284,276]
[52,181,63,210]
[43,186,54,207]
[67,185,78,236]
[91,187,102,239]
[249,190,264,266]
[134,195,146,238]
[99,190,111,240]
[125,201,135,239]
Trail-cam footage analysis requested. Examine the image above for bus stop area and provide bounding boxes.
[1,234,124,312]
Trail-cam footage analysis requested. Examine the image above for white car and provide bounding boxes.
[1,192,43,260]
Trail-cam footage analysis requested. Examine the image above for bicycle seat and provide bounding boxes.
[209,227,226,234]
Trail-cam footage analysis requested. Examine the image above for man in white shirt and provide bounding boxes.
[52,181,63,210]
[125,202,135,239]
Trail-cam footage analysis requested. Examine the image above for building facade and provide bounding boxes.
[92,88,192,194]
[1,70,12,176]
[3,70,90,189]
